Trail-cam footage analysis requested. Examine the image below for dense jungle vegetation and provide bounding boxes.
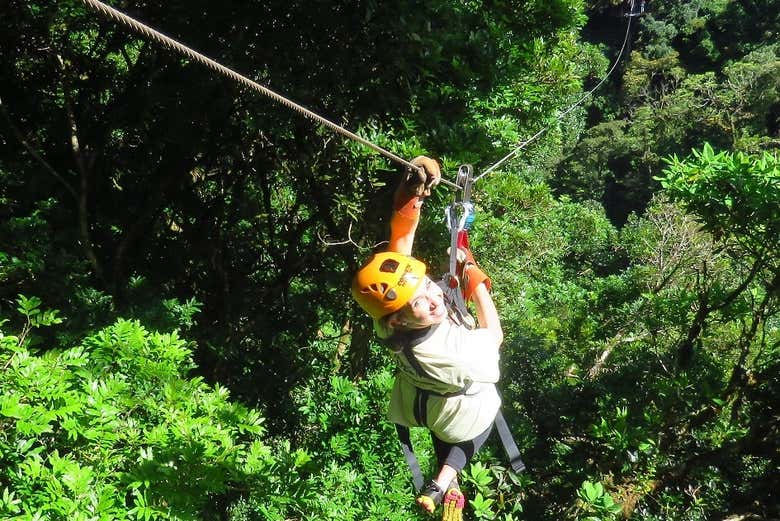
[1,0,778,519]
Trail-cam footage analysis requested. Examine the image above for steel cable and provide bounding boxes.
[77,0,462,188]
[474,11,635,183]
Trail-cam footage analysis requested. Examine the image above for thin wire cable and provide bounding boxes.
[77,0,460,189]
[474,12,634,183]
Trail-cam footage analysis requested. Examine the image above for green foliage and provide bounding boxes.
[555,3,780,224]
[576,480,623,520]
[0,305,283,520]
[660,144,780,261]
[471,144,778,520]
[459,461,527,520]
[2,1,779,520]
[228,369,420,520]
[14,294,64,348]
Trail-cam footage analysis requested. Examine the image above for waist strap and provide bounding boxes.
[412,382,472,427]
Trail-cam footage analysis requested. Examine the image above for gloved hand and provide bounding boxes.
[403,156,441,197]
[458,246,491,301]
[389,156,440,246]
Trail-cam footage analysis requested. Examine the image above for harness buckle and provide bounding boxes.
[446,275,460,289]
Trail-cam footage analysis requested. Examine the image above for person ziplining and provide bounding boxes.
[351,157,522,518]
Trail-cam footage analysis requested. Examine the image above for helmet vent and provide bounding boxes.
[385,289,397,301]
[379,259,400,273]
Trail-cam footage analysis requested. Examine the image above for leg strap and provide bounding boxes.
[397,410,526,494]
[494,410,526,473]
[396,424,425,492]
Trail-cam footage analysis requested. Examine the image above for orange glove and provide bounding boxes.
[459,246,491,301]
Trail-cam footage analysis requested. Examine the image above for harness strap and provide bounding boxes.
[402,340,473,428]
[411,382,473,427]
[494,409,526,473]
[413,389,430,427]
[396,424,425,492]
[401,342,430,381]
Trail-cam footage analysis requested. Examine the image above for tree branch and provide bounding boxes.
[724,290,772,398]
[0,96,78,201]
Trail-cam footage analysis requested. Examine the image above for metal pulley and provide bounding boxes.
[442,165,477,329]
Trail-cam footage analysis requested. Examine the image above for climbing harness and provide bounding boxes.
[443,165,477,330]
[394,324,526,493]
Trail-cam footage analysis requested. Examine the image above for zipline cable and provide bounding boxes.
[473,10,635,183]
[76,0,460,189]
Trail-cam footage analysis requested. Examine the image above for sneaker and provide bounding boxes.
[441,486,465,521]
[416,480,444,514]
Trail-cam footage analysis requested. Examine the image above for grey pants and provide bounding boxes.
[431,423,493,472]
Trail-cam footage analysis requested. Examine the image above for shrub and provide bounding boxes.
[0,299,276,520]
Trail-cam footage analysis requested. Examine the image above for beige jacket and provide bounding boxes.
[388,319,501,443]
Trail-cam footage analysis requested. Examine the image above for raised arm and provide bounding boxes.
[387,156,441,254]
[461,247,503,347]
[471,282,503,347]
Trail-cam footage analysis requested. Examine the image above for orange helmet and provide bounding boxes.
[351,252,427,319]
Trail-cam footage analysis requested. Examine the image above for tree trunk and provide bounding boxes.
[57,54,105,284]
[349,315,372,379]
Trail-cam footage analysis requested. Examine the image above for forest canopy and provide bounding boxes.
[1,0,778,520]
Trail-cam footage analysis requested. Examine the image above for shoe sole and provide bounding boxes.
[441,488,465,521]
[416,495,437,514]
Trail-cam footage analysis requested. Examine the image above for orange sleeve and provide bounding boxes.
[387,190,422,253]
[463,264,491,301]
